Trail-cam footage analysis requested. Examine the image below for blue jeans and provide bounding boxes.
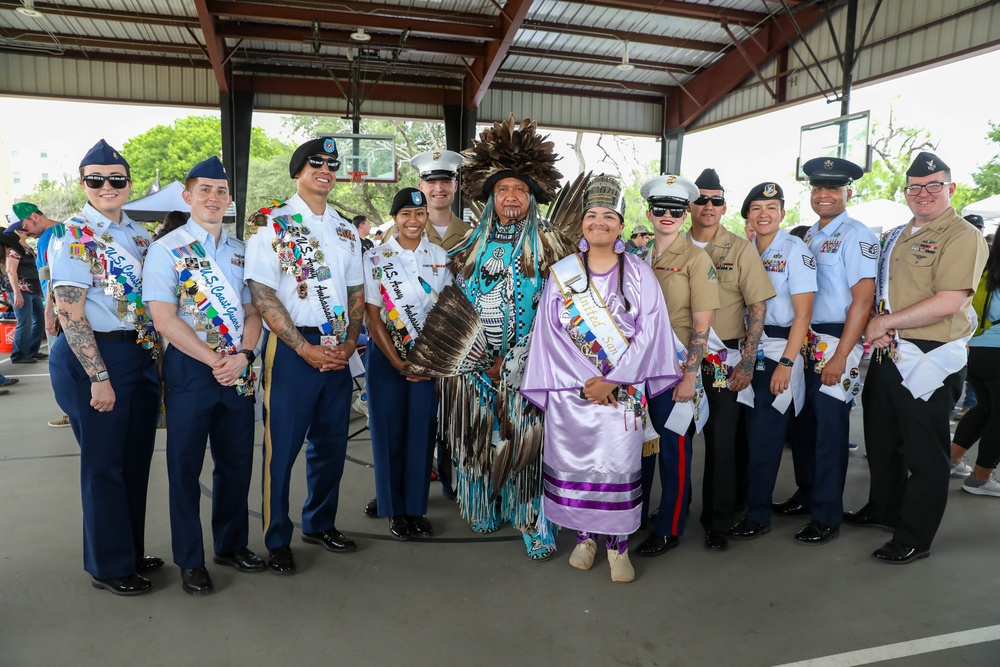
[9,290,43,361]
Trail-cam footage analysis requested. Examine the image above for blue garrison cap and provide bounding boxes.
[186,156,229,181]
[80,139,129,169]
[802,157,864,186]
[741,182,785,219]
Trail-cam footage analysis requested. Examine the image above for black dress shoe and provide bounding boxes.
[91,573,153,596]
[364,497,379,518]
[407,515,434,536]
[137,555,164,572]
[772,499,809,516]
[843,506,893,530]
[213,547,266,573]
[730,517,770,540]
[33,352,48,360]
[704,531,728,551]
[872,539,930,564]
[302,529,357,553]
[389,515,412,540]
[181,567,214,595]
[10,357,36,364]
[794,520,839,545]
[634,533,679,557]
[266,546,296,574]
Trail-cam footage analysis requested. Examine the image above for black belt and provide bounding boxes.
[812,322,845,338]
[764,325,791,339]
[902,338,945,354]
[92,330,139,342]
[721,338,741,350]
[297,326,324,336]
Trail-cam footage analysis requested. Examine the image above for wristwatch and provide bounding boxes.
[89,370,110,383]
[778,356,794,368]
[237,348,257,364]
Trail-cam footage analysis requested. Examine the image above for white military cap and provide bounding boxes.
[640,174,700,205]
[409,150,463,181]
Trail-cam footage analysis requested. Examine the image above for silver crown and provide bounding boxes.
[583,174,626,219]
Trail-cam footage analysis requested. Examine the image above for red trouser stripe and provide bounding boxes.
[672,434,686,534]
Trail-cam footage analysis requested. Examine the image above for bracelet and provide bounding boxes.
[89,370,110,383]
[237,348,256,364]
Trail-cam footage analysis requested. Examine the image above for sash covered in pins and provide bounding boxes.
[170,229,253,395]
[56,217,158,357]
[270,210,348,346]
[368,246,438,359]
[875,224,970,400]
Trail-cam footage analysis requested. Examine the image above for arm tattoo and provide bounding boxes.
[54,285,105,376]
[742,301,766,360]
[346,285,364,345]
[247,280,306,352]
[686,330,709,371]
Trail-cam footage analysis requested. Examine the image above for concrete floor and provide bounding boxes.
[1,352,998,667]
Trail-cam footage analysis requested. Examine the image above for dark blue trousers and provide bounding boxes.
[163,347,255,568]
[640,390,694,536]
[49,333,159,579]
[744,357,795,527]
[261,332,351,550]
[367,344,437,517]
[787,362,851,528]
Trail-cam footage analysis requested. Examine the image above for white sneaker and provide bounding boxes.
[950,458,973,477]
[569,539,596,571]
[352,394,369,418]
[962,476,1000,497]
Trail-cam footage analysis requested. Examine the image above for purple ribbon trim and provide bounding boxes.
[543,471,639,493]
[544,489,641,511]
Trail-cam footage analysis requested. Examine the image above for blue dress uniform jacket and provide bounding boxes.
[244,194,364,550]
[144,220,256,568]
[48,204,159,579]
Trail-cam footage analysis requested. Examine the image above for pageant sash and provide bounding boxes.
[738,333,805,415]
[370,243,438,358]
[171,229,245,351]
[550,254,630,374]
[894,338,970,401]
[873,224,907,361]
[809,331,865,403]
[664,327,711,436]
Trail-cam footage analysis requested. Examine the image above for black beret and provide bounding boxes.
[289,137,340,178]
[694,168,724,191]
[802,157,864,186]
[390,187,427,216]
[964,213,985,229]
[741,182,784,219]
[906,151,950,177]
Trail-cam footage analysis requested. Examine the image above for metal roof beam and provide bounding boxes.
[0,30,203,56]
[233,74,462,106]
[464,0,533,109]
[497,69,669,94]
[215,21,485,59]
[521,19,724,53]
[665,4,824,128]
[491,81,664,105]
[205,0,496,42]
[0,1,198,28]
[194,0,230,93]
[577,1,767,25]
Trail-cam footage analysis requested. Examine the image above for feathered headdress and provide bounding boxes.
[582,174,626,220]
[460,114,563,204]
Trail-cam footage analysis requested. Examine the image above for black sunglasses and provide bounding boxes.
[693,196,725,206]
[650,206,687,218]
[307,155,341,171]
[83,174,129,190]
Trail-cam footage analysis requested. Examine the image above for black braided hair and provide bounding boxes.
[617,251,632,311]
[571,250,593,296]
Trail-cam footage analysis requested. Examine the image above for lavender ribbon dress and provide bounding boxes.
[521,253,681,536]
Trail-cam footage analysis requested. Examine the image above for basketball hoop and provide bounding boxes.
[348,170,368,195]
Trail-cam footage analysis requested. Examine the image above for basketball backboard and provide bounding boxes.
[796,111,871,180]
[328,133,397,184]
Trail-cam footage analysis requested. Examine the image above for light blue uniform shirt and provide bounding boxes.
[143,219,251,342]
[35,225,54,297]
[970,287,1000,348]
[804,212,879,324]
[755,228,817,327]
[49,203,153,332]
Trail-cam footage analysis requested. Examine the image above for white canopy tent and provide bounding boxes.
[963,194,1000,235]
[846,199,913,235]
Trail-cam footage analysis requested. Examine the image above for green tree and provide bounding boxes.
[122,115,289,195]
[967,121,1000,202]
[851,105,938,204]
[23,175,88,222]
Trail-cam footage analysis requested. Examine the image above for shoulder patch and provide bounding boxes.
[802,255,817,270]
[859,242,878,259]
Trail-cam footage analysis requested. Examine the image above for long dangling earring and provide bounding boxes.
[613,237,626,254]
[578,237,590,252]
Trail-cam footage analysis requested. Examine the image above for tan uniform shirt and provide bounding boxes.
[385,213,471,252]
[687,225,775,341]
[649,234,720,347]
[888,208,989,342]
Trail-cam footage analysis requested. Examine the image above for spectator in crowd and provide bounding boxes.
[152,210,189,242]
[2,204,45,364]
